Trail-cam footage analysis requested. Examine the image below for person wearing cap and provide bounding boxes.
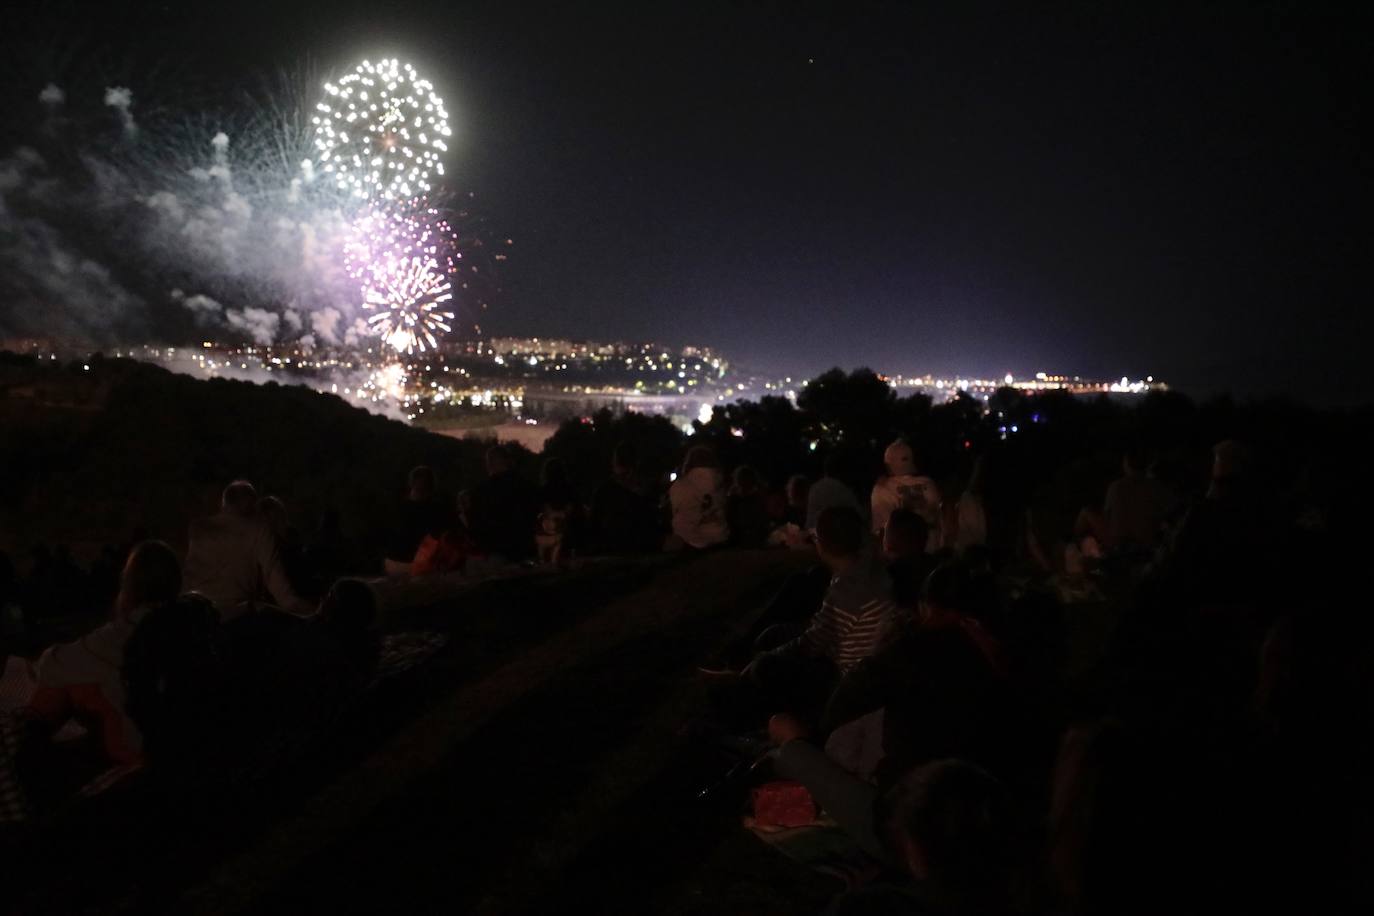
[871,440,942,550]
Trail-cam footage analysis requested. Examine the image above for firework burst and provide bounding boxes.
[361,255,454,354]
[312,59,451,203]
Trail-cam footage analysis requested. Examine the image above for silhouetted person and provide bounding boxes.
[1103,446,1174,552]
[590,442,660,554]
[24,540,182,767]
[468,446,539,563]
[784,474,811,529]
[871,439,942,550]
[883,508,935,610]
[828,760,1015,915]
[727,465,771,548]
[807,453,863,531]
[535,458,583,564]
[183,480,311,619]
[820,562,1011,789]
[746,506,896,718]
[669,446,729,550]
[383,466,453,576]
[259,495,309,594]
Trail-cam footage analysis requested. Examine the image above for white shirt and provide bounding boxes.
[670,467,730,549]
[870,474,941,534]
[183,511,309,618]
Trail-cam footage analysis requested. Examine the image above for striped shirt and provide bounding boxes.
[778,554,899,673]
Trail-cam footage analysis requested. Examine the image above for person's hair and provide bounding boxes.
[221,479,258,514]
[921,561,973,614]
[823,451,847,480]
[259,495,287,522]
[486,445,512,474]
[815,506,865,558]
[886,508,929,552]
[1123,443,1150,474]
[732,465,761,492]
[121,540,182,609]
[877,759,1012,896]
[681,445,718,475]
[122,593,229,764]
[786,474,810,503]
[409,465,436,494]
[541,457,570,489]
[612,441,639,473]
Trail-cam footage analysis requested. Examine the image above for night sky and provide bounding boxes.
[4,1,1370,400]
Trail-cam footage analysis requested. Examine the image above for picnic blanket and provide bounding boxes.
[744,811,879,889]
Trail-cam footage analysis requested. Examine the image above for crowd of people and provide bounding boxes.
[0,416,1363,914]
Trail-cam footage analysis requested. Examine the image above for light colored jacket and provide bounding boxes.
[184,511,309,618]
[670,467,729,549]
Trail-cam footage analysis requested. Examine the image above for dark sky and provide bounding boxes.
[6,1,1371,400]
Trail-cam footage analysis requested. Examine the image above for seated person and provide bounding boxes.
[827,760,1015,915]
[535,458,584,564]
[589,442,661,555]
[870,439,942,547]
[183,480,311,618]
[744,506,896,720]
[807,453,863,532]
[883,508,936,610]
[411,523,476,576]
[669,446,730,550]
[383,466,454,576]
[727,465,772,548]
[468,446,540,563]
[23,540,182,768]
[821,562,1011,788]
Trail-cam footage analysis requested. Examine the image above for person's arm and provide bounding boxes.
[257,530,313,616]
[821,636,902,733]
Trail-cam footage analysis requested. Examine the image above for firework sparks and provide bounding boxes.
[312,59,451,203]
[361,255,454,354]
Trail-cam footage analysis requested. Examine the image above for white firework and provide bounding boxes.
[312,59,451,202]
[362,255,454,354]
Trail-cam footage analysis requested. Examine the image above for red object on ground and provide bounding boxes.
[751,780,817,828]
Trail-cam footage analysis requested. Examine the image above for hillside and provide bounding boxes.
[0,352,505,563]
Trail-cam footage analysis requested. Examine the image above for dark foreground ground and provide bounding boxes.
[15,549,837,915]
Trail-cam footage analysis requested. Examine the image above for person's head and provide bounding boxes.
[258,495,288,537]
[485,445,512,477]
[919,561,972,625]
[1122,444,1150,476]
[884,439,918,477]
[681,445,718,476]
[883,508,929,560]
[221,480,258,516]
[408,465,436,500]
[123,593,228,764]
[115,540,182,620]
[1048,721,1156,915]
[732,465,761,494]
[822,451,848,481]
[318,578,377,632]
[815,506,865,570]
[541,457,569,489]
[612,441,639,477]
[877,759,1013,902]
[786,474,810,507]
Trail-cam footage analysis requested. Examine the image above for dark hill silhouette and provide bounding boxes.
[0,351,509,567]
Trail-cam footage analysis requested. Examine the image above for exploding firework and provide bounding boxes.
[361,255,454,354]
[312,59,451,203]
